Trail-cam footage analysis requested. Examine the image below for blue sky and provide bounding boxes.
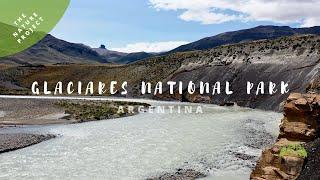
[51,0,319,53]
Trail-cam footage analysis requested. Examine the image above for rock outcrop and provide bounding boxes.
[251,93,320,179]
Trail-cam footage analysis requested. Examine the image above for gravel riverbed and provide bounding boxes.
[0,134,55,154]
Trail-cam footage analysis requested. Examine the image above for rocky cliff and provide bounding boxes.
[251,93,320,179]
[153,35,320,111]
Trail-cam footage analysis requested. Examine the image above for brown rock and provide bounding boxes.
[287,93,302,101]
[191,95,211,103]
[280,121,316,141]
[262,166,278,177]
[294,98,308,106]
[280,156,304,176]
[273,168,290,179]
[271,146,280,154]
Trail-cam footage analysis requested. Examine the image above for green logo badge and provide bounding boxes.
[0,0,70,57]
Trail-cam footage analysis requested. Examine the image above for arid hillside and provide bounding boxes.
[0,35,319,111]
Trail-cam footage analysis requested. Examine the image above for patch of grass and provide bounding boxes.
[280,144,308,159]
[56,100,150,122]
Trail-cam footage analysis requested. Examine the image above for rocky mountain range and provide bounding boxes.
[168,25,320,53]
[2,24,320,65]
[0,34,156,65]
[0,22,154,65]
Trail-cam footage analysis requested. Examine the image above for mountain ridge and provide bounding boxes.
[0,34,108,65]
[92,47,154,64]
[2,24,320,65]
[168,25,320,53]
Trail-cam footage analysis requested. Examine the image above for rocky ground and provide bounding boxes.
[0,99,72,126]
[146,169,206,180]
[0,133,55,153]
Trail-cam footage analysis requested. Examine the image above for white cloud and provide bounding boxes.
[110,41,189,53]
[180,10,241,24]
[149,0,320,27]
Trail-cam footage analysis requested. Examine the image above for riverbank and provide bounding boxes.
[0,133,55,153]
[0,98,150,154]
[0,98,150,126]
[146,169,206,180]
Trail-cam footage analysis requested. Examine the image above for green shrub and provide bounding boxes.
[279,144,308,159]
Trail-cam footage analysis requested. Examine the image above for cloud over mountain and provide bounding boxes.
[111,41,189,53]
[149,0,320,27]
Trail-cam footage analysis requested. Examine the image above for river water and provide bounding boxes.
[0,100,282,180]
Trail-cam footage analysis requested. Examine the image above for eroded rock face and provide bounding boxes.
[150,36,320,111]
[251,93,320,180]
[280,93,320,141]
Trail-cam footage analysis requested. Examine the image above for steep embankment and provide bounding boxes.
[155,35,320,111]
[1,35,319,111]
[251,93,320,179]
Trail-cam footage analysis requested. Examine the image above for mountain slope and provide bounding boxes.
[36,35,107,63]
[0,33,108,65]
[169,25,320,53]
[2,25,320,66]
